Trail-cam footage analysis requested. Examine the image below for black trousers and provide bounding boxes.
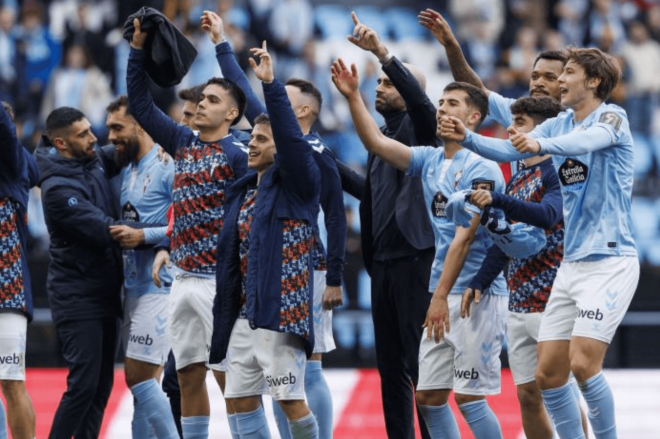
[162,351,183,438]
[48,318,118,439]
[371,249,434,439]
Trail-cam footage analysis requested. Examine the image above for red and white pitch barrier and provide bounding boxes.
[7,369,660,438]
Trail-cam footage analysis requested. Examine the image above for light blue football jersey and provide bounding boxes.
[488,91,516,129]
[461,102,637,261]
[119,145,175,297]
[407,147,507,295]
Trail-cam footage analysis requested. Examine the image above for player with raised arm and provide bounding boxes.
[440,47,637,439]
[210,42,320,439]
[105,95,178,439]
[332,58,508,439]
[127,17,248,439]
[202,11,344,438]
[458,96,568,439]
[0,102,37,439]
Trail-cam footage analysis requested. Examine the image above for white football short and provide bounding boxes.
[168,274,223,371]
[417,294,507,396]
[0,312,27,380]
[224,319,306,401]
[122,293,171,365]
[312,270,336,354]
[538,256,639,344]
[507,311,543,385]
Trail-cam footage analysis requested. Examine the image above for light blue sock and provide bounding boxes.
[0,398,7,439]
[288,412,319,439]
[181,416,210,439]
[304,361,333,439]
[235,406,272,439]
[542,383,586,439]
[131,402,154,439]
[132,378,179,439]
[418,403,460,439]
[228,413,240,439]
[579,372,616,439]
[272,399,292,439]
[459,400,503,439]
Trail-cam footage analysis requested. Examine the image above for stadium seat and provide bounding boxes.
[386,7,426,41]
[632,133,653,178]
[358,269,371,309]
[357,313,376,349]
[315,4,353,40]
[333,312,357,349]
[228,7,250,31]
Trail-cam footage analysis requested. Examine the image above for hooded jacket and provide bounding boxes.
[123,7,197,88]
[210,79,320,363]
[35,140,123,325]
[0,105,38,321]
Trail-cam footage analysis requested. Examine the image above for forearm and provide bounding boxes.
[469,244,508,292]
[336,159,365,200]
[433,236,473,299]
[537,126,613,155]
[491,190,562,229]
[215,42,266,124]
[462,130,534,162]
[143,226,168,245]
[445,40,486,91]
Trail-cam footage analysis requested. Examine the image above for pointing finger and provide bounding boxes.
[351,11,360,26]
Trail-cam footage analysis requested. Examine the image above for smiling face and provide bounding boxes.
[557,60,600,109]
[194,84,238,130]
[435,89,481,138]
[529,58,564,100]
[247,123,276,174]
[106,107,140,167]
[55,118,97,159]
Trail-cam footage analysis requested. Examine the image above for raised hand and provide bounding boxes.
[330,58,360,98]
[130,17,148,50]
[201,10,224,45]
[418,9,457,47]
[248,41,274,83]
[347,11,389,60]
[508,127,541,154]
[439,115,467,142]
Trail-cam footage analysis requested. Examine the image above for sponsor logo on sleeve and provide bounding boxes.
[598,112,622,131]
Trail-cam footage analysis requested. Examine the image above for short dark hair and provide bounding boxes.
[565,47,621,101]
[106,95,131,117]
[285,78,323,117]
[253,113,271,127]
[204,77,247,126]
[2,101,15,123]
[533,50,567,69]
[510,96,564,126]
[46,107,86,139]
[443,82,489,126]
[178,84,206,103]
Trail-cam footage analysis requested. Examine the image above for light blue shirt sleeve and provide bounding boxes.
[406,146,438,177]
[536,125,616,156]
[488,92,515,128]
[144,226,168,245]
[461,131,536,162]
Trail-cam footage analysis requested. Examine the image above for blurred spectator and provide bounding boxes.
[506,25,539,87]
[0,6,20,105]
[621,20,660,137]
[14,1,61,127]
[553,0,589,45]
[40,44,113,135]
[268,0,314,78]
[343,205,364,310]
[586,0,627,52]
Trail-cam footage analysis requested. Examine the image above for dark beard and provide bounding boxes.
[115,140,139,168]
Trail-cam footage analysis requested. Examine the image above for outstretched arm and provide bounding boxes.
[331,58,412,171]
[418,9,489,95]
[349,11,437,145]
[127,18,193,156]
[203,11,266,124]
[0,104,22,180]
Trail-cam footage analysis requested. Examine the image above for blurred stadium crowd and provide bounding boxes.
[3,0,660,364]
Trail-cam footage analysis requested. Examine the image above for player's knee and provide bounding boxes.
[453,393,484,406]
[569,356,596,383]
[415,389,447,407]
[516,383,543,409]
[0,379,27,400]
[177,363,207,387]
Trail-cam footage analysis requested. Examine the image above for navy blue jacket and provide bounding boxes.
[215,42,346,286]
[0,105,38,321]
[210,79,321,362]
[359,56,438,273]
[35,141,123,325]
